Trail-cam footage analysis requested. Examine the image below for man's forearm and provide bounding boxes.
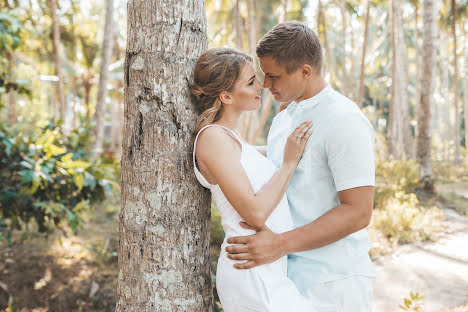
[280,203,371,255]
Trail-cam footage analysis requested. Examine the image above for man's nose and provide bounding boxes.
[263,76,272,88]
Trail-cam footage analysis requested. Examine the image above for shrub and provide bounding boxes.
[0,121,119,241]
[371,192,444,245]
[374,160,423,209]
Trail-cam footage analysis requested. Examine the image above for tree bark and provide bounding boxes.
[389,0,402,159]
[318,0,336,85]
[235,0,242,49]
[390,0,414,159]
[340,0,348,97]
[464,27,468,162]
[117,1,212,311]
[94,0,115,153]
[451,0,461,164]
[357,1,370,108]
[50,0,66,121]
[416,0,436,192]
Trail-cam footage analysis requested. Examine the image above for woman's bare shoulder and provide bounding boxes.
[196,126,240,160]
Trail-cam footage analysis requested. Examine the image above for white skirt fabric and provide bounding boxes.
[216,249,319,312]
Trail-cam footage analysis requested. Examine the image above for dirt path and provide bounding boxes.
[373,196,468,311]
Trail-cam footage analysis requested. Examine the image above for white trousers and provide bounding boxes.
[304,276,374,312]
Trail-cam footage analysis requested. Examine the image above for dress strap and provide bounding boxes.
[193,124,244,189]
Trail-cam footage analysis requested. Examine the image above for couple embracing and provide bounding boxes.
[191,21,375,312]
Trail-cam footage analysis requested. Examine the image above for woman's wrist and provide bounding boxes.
[281,161,297,174]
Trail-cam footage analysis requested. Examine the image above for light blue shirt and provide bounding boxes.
[267,85,376,294]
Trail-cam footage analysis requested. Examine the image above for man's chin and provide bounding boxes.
[272,93,283,102]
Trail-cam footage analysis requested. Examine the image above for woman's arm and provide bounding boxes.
[196,122,312,230]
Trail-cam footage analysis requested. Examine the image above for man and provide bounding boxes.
[226,21,376,311]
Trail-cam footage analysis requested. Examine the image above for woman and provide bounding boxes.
[191,47,315,311]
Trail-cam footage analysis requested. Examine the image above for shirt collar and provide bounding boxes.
[286,84,331,114]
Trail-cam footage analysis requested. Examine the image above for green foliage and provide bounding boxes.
[0,9,21,53]
[375,160,423,209]
[372,192,444,244]
[372,160,444,246]
[399,291,424,311]
[0,9,31,99]
[0,120,120,241]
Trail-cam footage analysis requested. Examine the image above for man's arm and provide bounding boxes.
[281,185,373,253]
[226,185,374,269]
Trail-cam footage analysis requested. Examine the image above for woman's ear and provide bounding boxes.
[219,91,233,105]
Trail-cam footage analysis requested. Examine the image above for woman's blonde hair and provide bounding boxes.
[191,48,252,133]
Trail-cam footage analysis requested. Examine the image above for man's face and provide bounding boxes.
[259,56,305,103]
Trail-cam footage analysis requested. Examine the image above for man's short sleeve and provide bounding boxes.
[325,113,375,192]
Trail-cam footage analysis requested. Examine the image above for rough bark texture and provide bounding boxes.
[451,0,461,164]
[357,1,370,108]
[94,0,115,153]
[416,0,436,192]
[117,1,212,311]
[50,0,66,121]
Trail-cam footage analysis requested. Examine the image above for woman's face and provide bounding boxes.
[227,62,264,112]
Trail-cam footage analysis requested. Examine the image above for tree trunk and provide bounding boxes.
[340,0,348,96]
[464,27,468,161]
[318,0,336,85]
[281,0,289,22]
[235,0,242,49]
[116,1,212,311]
[6,51,15,126]
[50,0,66,121]
[357,1,370,108]
[416,0,436,192]
[94,0,115,154]
[441,33,451,161]
[390,0,414,159]
[83,76,92,122]
[389,0,402,159]
[413,4,421,138]
[451,0,461,164]
[396,0,414,158]
[72,76,78,128]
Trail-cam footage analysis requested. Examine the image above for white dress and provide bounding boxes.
[193,124,317,312]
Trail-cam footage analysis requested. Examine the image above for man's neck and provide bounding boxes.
[295,75,327,104]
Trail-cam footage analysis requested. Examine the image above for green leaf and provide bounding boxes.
[18,169,34,183]
[74,173,84,191]
[404,299,412,308]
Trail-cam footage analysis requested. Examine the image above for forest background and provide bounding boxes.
[0,0,467,311]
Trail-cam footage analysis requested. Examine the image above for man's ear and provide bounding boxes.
[300,64,313,79]
[219,91,233,105]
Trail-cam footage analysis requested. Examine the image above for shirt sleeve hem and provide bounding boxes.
[335,178,375,192]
